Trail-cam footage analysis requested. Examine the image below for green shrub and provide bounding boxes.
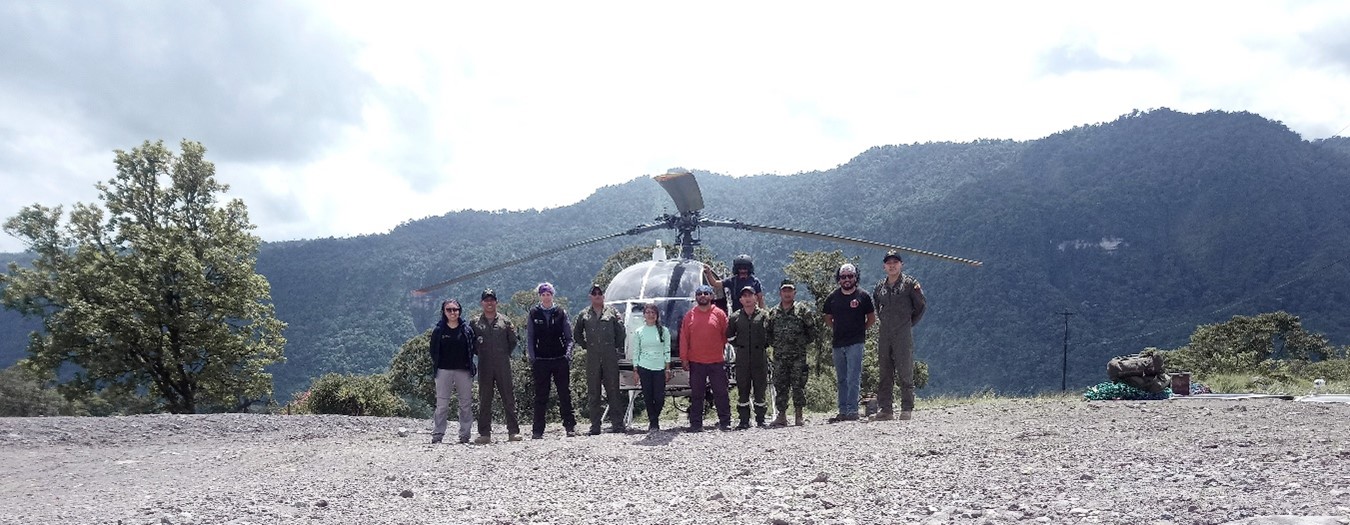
[0,367,73,416]
[305,373,409,417]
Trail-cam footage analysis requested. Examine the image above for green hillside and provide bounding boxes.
[4,109,1349,399]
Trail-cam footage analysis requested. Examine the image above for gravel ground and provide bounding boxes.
[2,398,1348,525]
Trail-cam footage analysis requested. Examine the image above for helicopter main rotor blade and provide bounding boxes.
[653,170,705,215]
[412,222,672,296]
[701,219,983,267]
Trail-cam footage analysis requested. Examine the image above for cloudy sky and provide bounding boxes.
[2,1,1348,253]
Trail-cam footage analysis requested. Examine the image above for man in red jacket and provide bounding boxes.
[680,283,732,432]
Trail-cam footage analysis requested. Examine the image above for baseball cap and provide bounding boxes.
[481,288,497,301]
[780,279,796,290]
[883,250,903,263]
[739,285,756,296]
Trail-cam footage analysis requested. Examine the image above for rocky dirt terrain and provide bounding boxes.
[2,398,1348,525]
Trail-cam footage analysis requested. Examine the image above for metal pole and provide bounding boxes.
[1058,312,1074,391]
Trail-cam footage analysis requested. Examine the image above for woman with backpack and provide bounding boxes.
[630,303,673,432]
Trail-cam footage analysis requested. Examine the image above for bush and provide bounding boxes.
[305,373,409,417]
[0,367,73,416]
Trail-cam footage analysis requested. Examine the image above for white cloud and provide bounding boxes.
[3,0,1349,252]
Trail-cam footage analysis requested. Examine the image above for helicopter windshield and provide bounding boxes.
[605,259,704,301]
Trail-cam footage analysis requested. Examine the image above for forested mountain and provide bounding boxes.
[4,109,1349,399]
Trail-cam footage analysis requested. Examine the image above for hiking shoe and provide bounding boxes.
[507,434,523,442]
[827,414,846,424]
[717,423,733,432]
[531,433,544,440]
[473,435,491,445]
[735,420,751,430]
[587,426,603,436]
[873,411,894,422]
[686,425,703,433]
[565,429,578,438]
[898,410,913,421]
[430,434,444,444]
[647,424,660,433]
[609,426,626,434]
[458,436,471,444]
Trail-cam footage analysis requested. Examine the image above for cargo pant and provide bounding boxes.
[532,358,577,435]
[877,326,915,413]
[476,353,520,437]
[586,349,623,431]
[688,361,731,429]
[735,350,769,425]
[434,368,474,442]
[773,348,809,413]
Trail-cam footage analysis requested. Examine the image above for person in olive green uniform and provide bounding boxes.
[872,250,926,421]
[471,288,523,443]
[726,285,771,429]
[766,278,817,427]
[574,283,627,434]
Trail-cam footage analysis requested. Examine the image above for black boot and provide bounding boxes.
[754,405,768,428]
[736,405,751,430]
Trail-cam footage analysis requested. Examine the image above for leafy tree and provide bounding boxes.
[0,366,72,416]
[0,140,285,413]
[387,329,434,412]
[1163,311,1342,379]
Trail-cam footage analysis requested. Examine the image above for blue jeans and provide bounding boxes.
[832,343,864,415]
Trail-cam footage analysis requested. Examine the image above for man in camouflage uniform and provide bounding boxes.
[872,250,926,421]
[767,278,817,427]
[726,285,771,429]
[471,288,523,443]
[573,283,627,435]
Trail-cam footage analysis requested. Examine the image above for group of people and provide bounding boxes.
[426,250,926,444]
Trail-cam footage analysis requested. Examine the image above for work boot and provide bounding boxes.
[754,406,767,428]
[735,419,751,430]
[587,424,603,436]
[794,407,804,426]
[473,435,491,445]
[873,411,894,422]
[736,405,751,426]
[770,411,788,427]
[899,410,913,421]
[609,425,625,434]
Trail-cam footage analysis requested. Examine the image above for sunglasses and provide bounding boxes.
[838,274,857,280]
[444,307,461,312]
[695,291,712,296]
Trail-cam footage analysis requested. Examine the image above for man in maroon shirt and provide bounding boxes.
[680,283,732,432]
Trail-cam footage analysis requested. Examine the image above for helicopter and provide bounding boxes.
[412,167,982,427]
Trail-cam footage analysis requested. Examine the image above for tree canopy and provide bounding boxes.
[1,140,285,413]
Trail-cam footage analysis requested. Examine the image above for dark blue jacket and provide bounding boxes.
[429,321,477,373]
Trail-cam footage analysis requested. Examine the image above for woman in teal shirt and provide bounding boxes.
[631,303,672,432]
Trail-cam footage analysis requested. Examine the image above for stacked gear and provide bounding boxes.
[1106,351,1170,394]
